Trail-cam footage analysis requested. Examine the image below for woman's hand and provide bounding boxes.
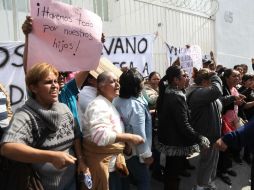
[50,151,76,169]
[77,158,91,175]
[234,94,246,105]
[214,138,228,151]
[143,156,154,166]
[115,133,144,145]
[129,134,144,145]
[123,143,132,156]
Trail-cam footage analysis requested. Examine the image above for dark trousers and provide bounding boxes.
[217,150,232,174]
[251,158,254,190]
[164,156,185,190]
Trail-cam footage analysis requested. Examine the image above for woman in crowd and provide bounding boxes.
[114,68,153,190]
[142,71,160,110]
[156,65,210,190]
[238,74,254,121]
[0,63,87,190]
[81,71,144,190]
[186,68,223,190]
[236,74,254,164]
[217,68,245,185]
[142,71,162,180]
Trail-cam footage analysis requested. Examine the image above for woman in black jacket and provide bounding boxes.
[156,65,210,190]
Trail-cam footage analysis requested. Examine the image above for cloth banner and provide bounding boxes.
[28,0,103,71]
[0,42,26,112]
[102,34,155,77]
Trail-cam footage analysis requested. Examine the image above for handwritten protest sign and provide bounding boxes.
[0,42,26,111]
[102,34,155,77]
[28,0,103,71]
[179,45,202,77]
[166,43,203,70]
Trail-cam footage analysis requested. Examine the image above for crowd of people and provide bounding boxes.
[1,16,254,190]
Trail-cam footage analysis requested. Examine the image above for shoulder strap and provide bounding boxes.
[22,107,51,148]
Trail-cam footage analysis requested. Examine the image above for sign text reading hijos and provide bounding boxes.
[28,0,102,71]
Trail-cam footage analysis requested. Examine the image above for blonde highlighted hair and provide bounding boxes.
[26,63,58,93]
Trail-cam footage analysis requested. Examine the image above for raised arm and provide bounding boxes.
[22,16,33,74]
[74,71,89,89]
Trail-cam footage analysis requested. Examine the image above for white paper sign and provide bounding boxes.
[179,45,202,77]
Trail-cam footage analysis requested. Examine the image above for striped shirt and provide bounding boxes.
[0,91,8,129]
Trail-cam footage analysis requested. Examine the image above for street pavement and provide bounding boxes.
[131,153,251,190]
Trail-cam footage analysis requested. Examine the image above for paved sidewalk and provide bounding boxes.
[131,154,251,190]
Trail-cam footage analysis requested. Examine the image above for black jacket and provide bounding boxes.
[157,87,201,156]
[186,75,223,144]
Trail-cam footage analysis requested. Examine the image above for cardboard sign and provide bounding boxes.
[179,45,202,77]
[166,43,203,74]
[28,0,103,71]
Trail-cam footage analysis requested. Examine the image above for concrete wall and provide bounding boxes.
[215,0,254,71]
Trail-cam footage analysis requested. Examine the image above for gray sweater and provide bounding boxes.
[186,75,223,144]
[1,98,77,190]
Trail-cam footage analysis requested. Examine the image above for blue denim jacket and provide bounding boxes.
[113,96,152,161]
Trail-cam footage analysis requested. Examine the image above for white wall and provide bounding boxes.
[215,0,254,71]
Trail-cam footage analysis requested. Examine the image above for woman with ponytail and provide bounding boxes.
[156,65,210,190]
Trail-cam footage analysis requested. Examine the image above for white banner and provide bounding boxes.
[102,34,155,77]
[0,42,26,112]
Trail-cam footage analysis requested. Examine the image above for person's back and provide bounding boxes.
[186,73,223,144]
[186,69,223,190]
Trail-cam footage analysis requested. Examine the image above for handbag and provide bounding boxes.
[0,107,51,190]
[0,157,44,190]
